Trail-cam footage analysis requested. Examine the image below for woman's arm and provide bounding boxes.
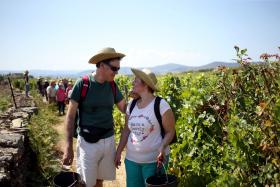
[115,114,130,168]
[158,109,176,160]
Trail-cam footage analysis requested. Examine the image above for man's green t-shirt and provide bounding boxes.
[70,74,123,138]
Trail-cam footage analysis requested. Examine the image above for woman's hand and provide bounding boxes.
[157,145,165,167]
[114,150,122,169]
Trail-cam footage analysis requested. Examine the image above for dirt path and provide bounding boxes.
[53,112,126,187]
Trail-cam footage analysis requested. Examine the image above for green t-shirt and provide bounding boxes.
[70,74,123,138]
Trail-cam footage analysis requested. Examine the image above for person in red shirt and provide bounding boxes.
[56,82,66,115]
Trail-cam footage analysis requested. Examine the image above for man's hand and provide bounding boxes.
[62,146,74,166]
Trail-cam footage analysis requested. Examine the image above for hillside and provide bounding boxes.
[0,61,241,77]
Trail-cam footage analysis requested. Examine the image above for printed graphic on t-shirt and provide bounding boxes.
[129,114,155,143]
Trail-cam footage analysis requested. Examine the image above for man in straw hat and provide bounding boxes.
[63,47,127,187]
[115,68,176,187]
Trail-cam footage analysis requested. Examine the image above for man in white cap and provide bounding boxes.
[63,47,127,187]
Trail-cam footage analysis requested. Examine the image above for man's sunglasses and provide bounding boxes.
[104,63,120,72]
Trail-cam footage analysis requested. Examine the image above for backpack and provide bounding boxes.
[73,75,117,138]
[129,96,177,144]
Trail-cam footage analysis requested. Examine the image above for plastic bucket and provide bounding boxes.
[146,174,178,187]
[53,171,84,187]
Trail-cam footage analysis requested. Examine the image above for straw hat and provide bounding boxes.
[88,47,125,64]
[131,68,159,91]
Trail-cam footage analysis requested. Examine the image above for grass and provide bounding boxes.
[27,92,61,185]
[0,85,12,112]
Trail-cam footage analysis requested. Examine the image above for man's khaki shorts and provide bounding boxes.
[77,135,116,187]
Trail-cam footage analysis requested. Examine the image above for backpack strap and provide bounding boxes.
[110,81,117,103]
[75,75,90,132]
[154,96,164,138]
[129,99,138,114]
[80,76,116,104]
[80,75,89,101]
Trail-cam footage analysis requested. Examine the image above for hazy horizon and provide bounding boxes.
[0,61,241,72]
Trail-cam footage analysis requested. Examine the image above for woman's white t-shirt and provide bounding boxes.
[125,97,171,163]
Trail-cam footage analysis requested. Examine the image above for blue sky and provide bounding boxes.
[0,0,279,70]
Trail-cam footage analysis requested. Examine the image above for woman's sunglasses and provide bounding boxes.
[104,63,120,72]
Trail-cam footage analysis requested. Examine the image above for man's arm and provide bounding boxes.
[116,99,126,114]
[62,99,78,165]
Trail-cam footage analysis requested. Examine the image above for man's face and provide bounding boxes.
[102,59,120,81]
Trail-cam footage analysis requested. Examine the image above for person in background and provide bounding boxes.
[63,78,68,90]
[36,77,44,96]
[54,80,59,90]
[62,47,127,187]
[23,70,30,97]
[43,79,50,101]
[55,80,65,90]
[56,82,66,115]
[115,68,176,187]
[47,80,56,103]
[65,81,73,105]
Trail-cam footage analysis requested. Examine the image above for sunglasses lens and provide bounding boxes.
[104,62,120,72]
[111,67,120,72]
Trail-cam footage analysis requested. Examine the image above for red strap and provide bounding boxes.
[80,77,115,102]
[110,81,116,97]
[81,75,89,99]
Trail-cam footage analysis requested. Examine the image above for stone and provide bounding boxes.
[0,113,9,120]
[0,133,24,148]
[0,130,10,134]
[20,107,38,115]
[0,88,36,186]
[9,128,29,137]
[6,108,15,115]
[0,172,10,183]
[11,118,23,128]
[12,112,29,120]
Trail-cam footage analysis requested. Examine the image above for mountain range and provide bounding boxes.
[0,61,240,78]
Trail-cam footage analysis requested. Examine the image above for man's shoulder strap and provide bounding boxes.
[110,81,117,102]
[80,75,89,101]
[80,77,116,103]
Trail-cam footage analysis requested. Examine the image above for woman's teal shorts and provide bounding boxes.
[125,156,169,187]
